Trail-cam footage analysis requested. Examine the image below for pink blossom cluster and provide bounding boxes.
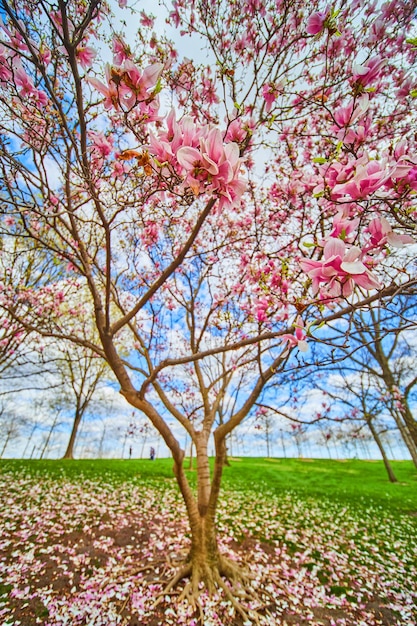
[11,280,84,319]
[87,59,163,120]
[301,196,414,298]
[313,141,417,203]
[148,110,247,209]
[300,237,381,298]
[262,81,284,113]
[0,47,48,105]
[330,95,372,146]
[88,130,114,170]
[364,217,415,251]
[0,17,53,105]
[391,385,406,413]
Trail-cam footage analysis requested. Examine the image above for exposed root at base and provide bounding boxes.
[152,555,272,625]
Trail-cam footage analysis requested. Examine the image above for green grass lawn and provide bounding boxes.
[1,456,416,517]
[222,457,417,516]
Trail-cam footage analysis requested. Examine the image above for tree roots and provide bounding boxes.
[152,554,273,625]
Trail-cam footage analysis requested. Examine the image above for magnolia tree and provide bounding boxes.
[1,0,417,616]
[0,237,55,378]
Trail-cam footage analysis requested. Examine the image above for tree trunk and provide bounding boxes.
[187,509,221,589]
[266,428,271,458]
[367,418,397,483]
[113,393,249,601]
[280,430,287,457]
[378,355,417,449]
[40,413,59,459]
[140,431,147,459]
[0,432,11,457]
[62,408,82,459]
[22,424,37,458]
[392,409,417,468]
[188,441,194,470]
[168,434,238,588]
[98,423,106,458]
[400,403,417,449]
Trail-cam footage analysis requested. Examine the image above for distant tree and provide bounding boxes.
[253,407,275,458]
[38,404,62,459]
[320,298,417,467]
[322,368,399,481]
[0,399,25,457]
[350,301,417,451]
[54,343,110,459]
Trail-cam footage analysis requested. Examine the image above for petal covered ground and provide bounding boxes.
[0,468,416,625]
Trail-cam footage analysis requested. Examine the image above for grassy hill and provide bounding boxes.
[1,456,416,517]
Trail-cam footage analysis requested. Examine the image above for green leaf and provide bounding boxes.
[153,78,162,95]
[267,114,277,129]
[313,157,327,164]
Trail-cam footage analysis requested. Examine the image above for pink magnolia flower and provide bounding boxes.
[255,298,269,323]
[11,61,49,105]
[177,128,246,208]
[148,111,204,171]
[281,316,309,352]
[306,8,330,35]
[14,64,36,97]
[88,130,113,157]
[225,117,252,144]
[365,217,414,250]
[332,94,369,129]
[332,102,355,128]
[140,11,154,28]
[76,45,97,69]
[337,118,372,146]
[385,145,417,194]
[262,82,282,113]
[112,37,130,65]
[123,60,163,102]
[331,157,389,200]
[328,210,359,243]
[87,61,163,111]
[87,64,121,109]
[300,238,380,297]
[38,44,52,66]
[0,44,12,81]
[396,77,415,99]
[351,56,386,88]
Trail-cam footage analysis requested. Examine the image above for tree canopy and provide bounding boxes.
[0,0,416,618]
